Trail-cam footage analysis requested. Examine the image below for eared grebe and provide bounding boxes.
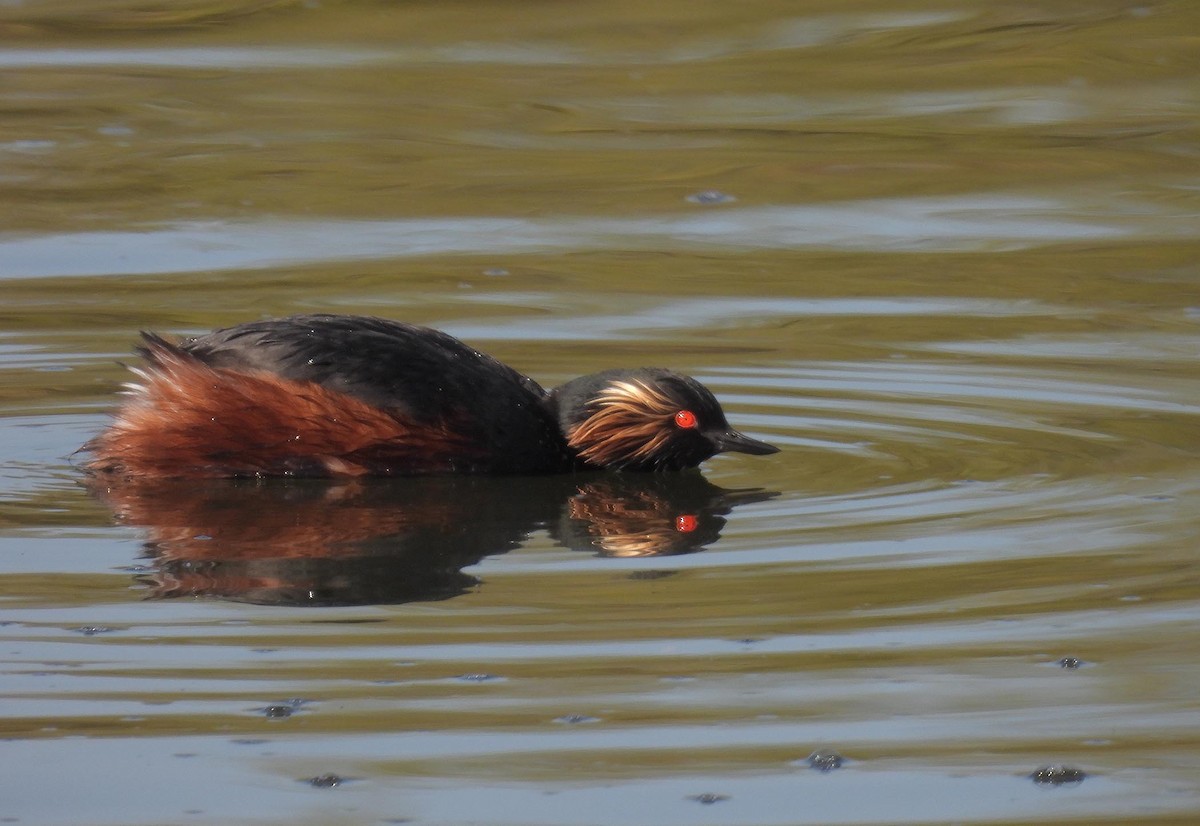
[84,314,778,478]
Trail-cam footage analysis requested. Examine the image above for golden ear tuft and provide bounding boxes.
[566,379,680,468]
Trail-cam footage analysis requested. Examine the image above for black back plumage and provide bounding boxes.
[180,314,571,474]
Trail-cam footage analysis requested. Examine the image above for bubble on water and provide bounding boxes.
[1030,765,1086,785]
[804,750,846,772]
[686,190,736,205]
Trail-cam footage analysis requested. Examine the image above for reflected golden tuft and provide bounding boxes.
[567,482,690,556]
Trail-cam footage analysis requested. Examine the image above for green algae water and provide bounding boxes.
[2,1,1199,824]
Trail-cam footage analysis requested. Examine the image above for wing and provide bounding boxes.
[179,314,546,420]
[169,314,569,473]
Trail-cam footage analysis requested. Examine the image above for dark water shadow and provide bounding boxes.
[84,473,776,607]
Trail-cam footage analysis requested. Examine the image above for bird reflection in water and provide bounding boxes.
[87,474,776,606]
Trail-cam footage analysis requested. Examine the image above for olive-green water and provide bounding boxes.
[2,1,1199,824]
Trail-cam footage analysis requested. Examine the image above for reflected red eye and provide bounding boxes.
[675,514,699,533]
[674,410,698,429]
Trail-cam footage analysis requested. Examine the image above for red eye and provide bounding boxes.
[675,514,699,533]
[674,410,698,429]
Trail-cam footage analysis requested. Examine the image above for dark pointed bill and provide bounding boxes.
[712,430,779,456]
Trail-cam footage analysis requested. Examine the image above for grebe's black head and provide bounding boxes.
[548,368,779,472]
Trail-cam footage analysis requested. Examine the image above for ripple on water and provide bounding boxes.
[2,0,1199,821]
[3,193,1193,279]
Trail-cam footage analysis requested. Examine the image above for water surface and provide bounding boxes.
[2,1,1199,824]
